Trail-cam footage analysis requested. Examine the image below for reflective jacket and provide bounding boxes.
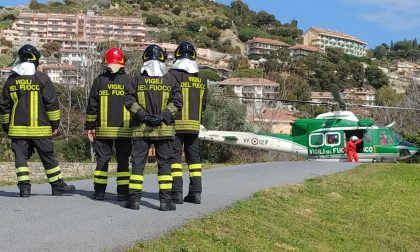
[0,72,60,138]
[124,72,182,140]
[86,71,133,139]
[169,69,207,134]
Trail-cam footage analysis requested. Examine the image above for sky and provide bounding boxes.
[6,0,420,48]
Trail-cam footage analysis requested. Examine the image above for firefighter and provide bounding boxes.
[346,136,363,162]
[169,42,207,204]
[86,48,133,201]
[0,44,75,197]
[124,44,182,211]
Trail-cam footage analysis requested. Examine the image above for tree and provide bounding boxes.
[232,69,265,78]
[376,86,402,106]
[374,45,387,60]
[255,11,276,27]
[29,0,41,9]
[200,84,253,162]
[200,69,222,81]
[228,55,250,71]
[365,66,389,89]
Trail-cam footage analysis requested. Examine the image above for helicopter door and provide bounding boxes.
[344,130,365,153]
[308,133,324,157]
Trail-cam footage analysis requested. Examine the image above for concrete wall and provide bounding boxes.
[0,162,119,184]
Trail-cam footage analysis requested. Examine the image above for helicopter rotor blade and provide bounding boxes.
[331,85,346,110]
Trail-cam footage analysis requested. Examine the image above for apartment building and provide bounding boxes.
[2,10,146,49]
[311,87,376,106]
[216,78,279,109]
[303,27,367,57]
[245,37,291,56]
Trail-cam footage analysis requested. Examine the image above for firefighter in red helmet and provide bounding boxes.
[86,48,133,201]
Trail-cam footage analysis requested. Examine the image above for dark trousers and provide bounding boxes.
[170,134,202,194]
[93,139,132,195]
[11,139,62,190]
[129,139,173,201]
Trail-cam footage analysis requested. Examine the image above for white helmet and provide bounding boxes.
[351,136,359,141]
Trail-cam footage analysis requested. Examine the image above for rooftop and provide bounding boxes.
[289,44,319,52]
[310,27,367,45]
[246,37,291,47]
[217,78,279,87]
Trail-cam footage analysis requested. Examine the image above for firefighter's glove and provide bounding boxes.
[134,109,147,123]
[2,123,9,134]
[161,109,173,125]
[145,114,163,127]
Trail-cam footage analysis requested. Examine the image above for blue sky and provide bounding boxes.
[7,0,420,48]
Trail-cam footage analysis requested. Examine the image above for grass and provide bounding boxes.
[129,164,420,252]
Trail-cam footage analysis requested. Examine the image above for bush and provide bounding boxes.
[145,15,163,27]
[55,137,91,162]
[186,21,201,32]
[201,68,222,81]
[172,6,182,15]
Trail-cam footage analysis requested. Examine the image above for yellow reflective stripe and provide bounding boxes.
[94,170,108,177]
[46,110,60,121]
[48,174,62,182]
[123,106,130,128]
[171,172,183,177]
[95,127,133,138]
[199,89,204,122]
[182,88,189,120]
[189,164,202,170]
[100,95,108,127]
[171,163,182,169]
[161,91,170,111]
[0,114,10,123]
[86,114,97,122]
[129,183,143,190]
[17,175,30,181]
[117,180,129,186]
[94,178,108,184]
[16,167,29,173]
[158,175,173,181]
[46,166,60,175]
[10,92,18,126]
[8,126,52,137]
[190,172,202,177]
[159,183,172,190]
[137,91,146,110]
[130,175,144,181]
[30,91,39,127]
[117,172,130,177]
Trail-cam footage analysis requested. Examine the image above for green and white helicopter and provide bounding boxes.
[199,88,420,162]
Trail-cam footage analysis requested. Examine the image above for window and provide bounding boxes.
[310,133,324,147]
[379,131,393,145]
[325,133,340,146]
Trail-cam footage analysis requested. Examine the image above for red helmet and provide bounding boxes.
[104,48,125,66]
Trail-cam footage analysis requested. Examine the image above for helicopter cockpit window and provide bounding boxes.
[310,133,324,147]
[325,133,340,146]
[380,131,393,145]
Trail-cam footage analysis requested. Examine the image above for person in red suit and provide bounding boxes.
[346,136,363,162]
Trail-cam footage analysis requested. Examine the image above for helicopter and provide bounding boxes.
[199,87,420,162]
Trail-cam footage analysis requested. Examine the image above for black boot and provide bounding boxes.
[172,192,184,204]
[51,180,76,196]
[93,191,105,200]
[125,193,141,210]
[184,192,201,204]
[160,199,176,211]
[20,188,31,197]
[117,194,129,201]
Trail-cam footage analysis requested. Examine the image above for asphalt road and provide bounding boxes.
[0,161,357,252]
